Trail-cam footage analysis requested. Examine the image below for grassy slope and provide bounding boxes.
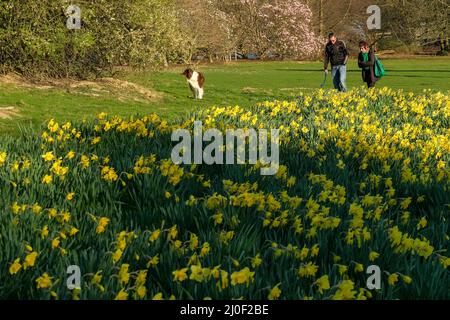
[1,58,450,135]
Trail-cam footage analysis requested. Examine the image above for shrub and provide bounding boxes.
[0,1,186,79]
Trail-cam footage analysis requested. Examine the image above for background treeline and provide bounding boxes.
[0,0,187,78]
[0,0,448,79]
[306,0,449,52]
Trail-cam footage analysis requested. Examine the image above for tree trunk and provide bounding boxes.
[319,0,324,37]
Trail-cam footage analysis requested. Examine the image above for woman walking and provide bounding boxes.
[358,41,379,88]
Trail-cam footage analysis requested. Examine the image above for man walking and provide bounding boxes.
[324,32,349,92]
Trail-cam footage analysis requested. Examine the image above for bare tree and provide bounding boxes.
[381,0,449,50]
[176,0,236,63]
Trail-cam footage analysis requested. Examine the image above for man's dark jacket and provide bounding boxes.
[324,40,349,67]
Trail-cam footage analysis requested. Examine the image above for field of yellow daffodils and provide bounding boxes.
[1,87,449,300]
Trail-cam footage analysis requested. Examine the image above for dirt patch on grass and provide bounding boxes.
[0,73,160,102]
[242,87,259,94]
[0,107,18,119]
[242,87,274,95]
[68,78,159,100]
[0,73,53,90]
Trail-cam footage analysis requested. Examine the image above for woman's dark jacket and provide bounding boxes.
[358,49,379,85]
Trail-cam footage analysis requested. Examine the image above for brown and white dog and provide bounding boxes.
[182,68,205,100]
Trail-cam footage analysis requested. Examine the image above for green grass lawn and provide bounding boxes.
[1,57,450,135]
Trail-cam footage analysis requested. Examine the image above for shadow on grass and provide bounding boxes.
[274,69,361,73]
[275,69,450,73]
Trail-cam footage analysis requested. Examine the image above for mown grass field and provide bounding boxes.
[0,58,449,300]
[1,58,450,135]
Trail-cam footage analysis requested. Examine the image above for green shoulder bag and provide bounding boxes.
[374,56,386,78]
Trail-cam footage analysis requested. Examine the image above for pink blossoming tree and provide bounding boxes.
[234,0,322,59]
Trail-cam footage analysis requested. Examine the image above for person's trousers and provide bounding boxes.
[332,65,347,92]
[363,70,377,88]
